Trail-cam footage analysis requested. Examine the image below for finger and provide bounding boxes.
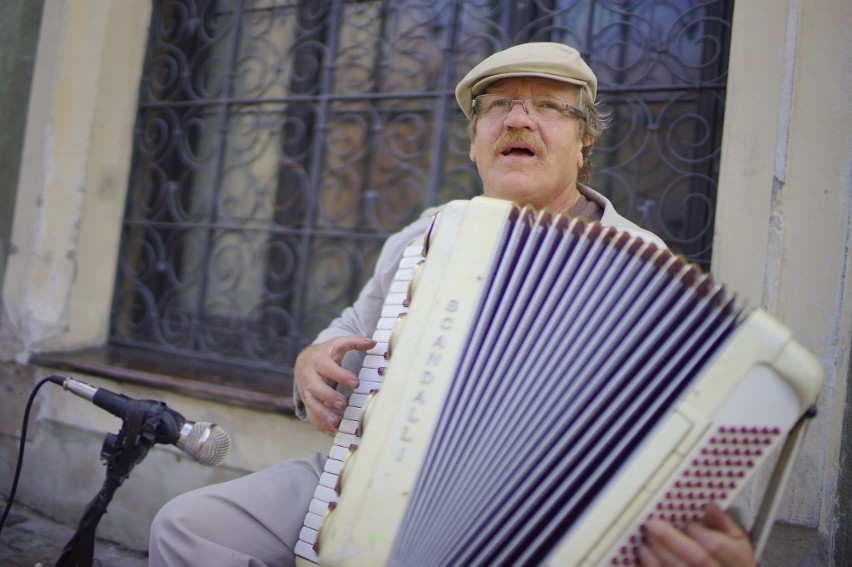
[311,355,360,390]
[303,374,349,413]
[307,336,377,390]
[302,389,344,436]
[683,506,755,567]
[702,504,748,537]
[325,335,377,362]
[643,517,722,567]
[300,363,350,426]
[638,540,683,567]
[636,541,664,566]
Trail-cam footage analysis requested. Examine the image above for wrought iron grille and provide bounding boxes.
[111,0,732,379]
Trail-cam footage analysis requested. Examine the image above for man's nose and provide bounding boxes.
[504,100,534,125]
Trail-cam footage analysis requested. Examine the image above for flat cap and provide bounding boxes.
[455,42,597,119]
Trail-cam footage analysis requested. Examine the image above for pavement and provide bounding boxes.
[0,500,148,567]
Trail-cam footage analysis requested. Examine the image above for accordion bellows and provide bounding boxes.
[305,197,823,566]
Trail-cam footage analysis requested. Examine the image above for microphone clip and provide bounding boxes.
[100,399,181,471]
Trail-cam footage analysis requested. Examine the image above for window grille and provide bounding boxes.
[111,0,733,379]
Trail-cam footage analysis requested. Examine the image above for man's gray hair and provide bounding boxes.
[576,86,611,185]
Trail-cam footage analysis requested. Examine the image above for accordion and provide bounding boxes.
[296,196,824,566]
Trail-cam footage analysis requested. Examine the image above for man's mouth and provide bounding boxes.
[501,145,536,157]
[493,133,544,158]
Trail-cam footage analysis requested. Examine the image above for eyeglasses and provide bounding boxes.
[473,94,587,122]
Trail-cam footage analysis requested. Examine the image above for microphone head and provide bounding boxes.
[176,422,232,466]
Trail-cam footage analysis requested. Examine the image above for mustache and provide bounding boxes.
[491,131,546,157]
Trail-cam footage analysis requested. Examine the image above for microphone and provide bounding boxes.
[50,376,231,466]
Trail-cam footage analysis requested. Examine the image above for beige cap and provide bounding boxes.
[455,42,598,119]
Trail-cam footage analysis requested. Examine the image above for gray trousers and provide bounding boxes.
[148,453,325,567]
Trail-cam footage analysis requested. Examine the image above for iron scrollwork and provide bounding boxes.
[112,0,732,378]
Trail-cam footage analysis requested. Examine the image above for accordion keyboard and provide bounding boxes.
[295,241,424,565]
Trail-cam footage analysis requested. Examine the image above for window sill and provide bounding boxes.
[30,345,295,414]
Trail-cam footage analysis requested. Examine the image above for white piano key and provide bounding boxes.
[328,445,349,461]
[389,280,409,294]
[366,343,388,356]
[372,329,392,343]
[358,366,382,382]
[319,472,338,489]
[382,305,407,318]
[354,378,381,395]
[295,540,318,564]
[346,393,369,408]
[362,354,386,369]
[323,457,344,475]
[299,526,318,545]
[402,243,423,256]
[333,430,361,448]
[304,512,324,530]
[366,354,387,366]
[385,292,407,306]
[312,484,338,504]
[309,498,330,516]
[338,418,360,436]
[398,255,422,268]
[343,406,363,421]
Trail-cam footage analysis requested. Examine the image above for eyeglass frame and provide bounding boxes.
[472,94,588,122]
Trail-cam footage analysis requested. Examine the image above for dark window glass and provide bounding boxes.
[111,0,733,379]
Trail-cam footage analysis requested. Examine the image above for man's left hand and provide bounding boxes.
[637,504,755,566]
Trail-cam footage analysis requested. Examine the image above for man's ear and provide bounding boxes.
[578,135,595,168]
[468,120,478,162]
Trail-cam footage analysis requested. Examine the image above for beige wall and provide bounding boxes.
[0,0,850,562]
[0,0,147,359]
[714,0,852,564]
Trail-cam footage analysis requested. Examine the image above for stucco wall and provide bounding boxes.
[0,1,43,297]
[714,0,852,564]
[0,0,149,360]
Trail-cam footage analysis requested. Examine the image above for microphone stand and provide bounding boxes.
[55,400,176,567]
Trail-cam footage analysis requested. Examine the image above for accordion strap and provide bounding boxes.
[750,407,816,557]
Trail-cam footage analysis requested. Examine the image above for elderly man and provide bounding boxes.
[149,43,755,566]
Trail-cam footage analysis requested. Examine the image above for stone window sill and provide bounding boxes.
[29,345,295,414]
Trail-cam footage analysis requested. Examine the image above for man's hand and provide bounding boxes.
[637,504,756,566]
[294,335,376,435]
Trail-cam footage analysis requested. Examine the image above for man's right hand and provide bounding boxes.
[294,335,377,435]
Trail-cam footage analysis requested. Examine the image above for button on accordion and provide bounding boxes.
[296,196,824,566]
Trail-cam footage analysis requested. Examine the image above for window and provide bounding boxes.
[111,0,732,384]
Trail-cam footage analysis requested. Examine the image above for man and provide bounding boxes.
[149,43,755,566]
